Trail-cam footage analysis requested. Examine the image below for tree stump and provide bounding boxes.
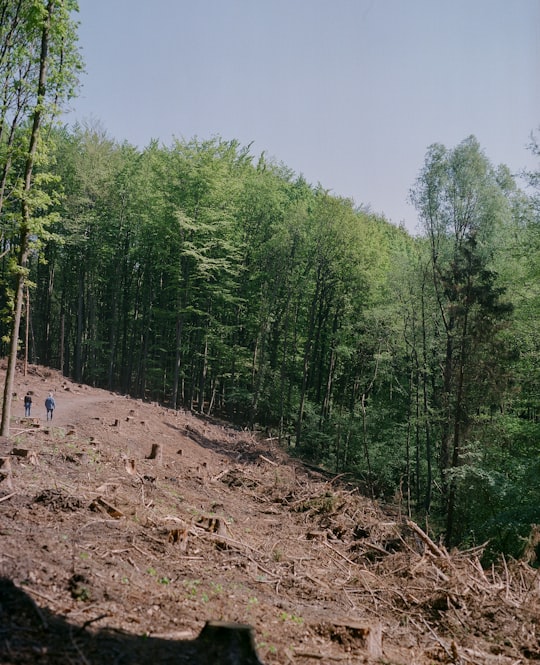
[195,621,264,664]
[147,443,162,464]
[325,618,382,659]
[0,456,13,490]
[11,448,38,465]
[124,458,137,475]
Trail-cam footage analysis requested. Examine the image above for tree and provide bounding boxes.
[0,0,81,435]
[410,136,514,545]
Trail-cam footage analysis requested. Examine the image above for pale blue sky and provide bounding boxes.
[68,0,540,233]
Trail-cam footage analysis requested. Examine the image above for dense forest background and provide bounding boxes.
[1,0,539,561]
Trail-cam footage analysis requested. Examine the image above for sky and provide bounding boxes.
[67,0,540,234]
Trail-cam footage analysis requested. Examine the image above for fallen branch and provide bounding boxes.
[411,617,453,661]
[80,614,109,631]
[259,454,277,466]
[406,519,448,559]
[293,652,347,661]
[324,540,357,566]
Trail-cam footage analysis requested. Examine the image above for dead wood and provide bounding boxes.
[406,518,449,558]
[89,496,124,518]
[11,447,38,464]
[147,442,163,463]
[0,455,12,489]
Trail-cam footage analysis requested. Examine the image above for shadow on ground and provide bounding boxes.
[0,578,264,665]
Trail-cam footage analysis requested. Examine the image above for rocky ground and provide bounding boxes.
[0,363,539,664]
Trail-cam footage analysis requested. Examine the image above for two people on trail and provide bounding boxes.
[22,391,56,420]
[45,392,55,421]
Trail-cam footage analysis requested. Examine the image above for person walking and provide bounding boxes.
[45,392,55,421]
[24,392,32,417]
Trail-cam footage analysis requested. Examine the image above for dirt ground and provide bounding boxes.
[0,363,539,664]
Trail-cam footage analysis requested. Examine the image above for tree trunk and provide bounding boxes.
[295,279,320,448]
[23,288,30,376]
[172,313,183,409]
[420,281,433,512]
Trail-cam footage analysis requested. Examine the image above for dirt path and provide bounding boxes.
[11,367,123,430]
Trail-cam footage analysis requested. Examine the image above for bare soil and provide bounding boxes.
[0,363,539,664]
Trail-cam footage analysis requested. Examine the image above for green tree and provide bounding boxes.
[39,123,140,384]
[410,136,514,545]
[0,0,81,435]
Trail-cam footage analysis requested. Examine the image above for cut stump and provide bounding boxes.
[147,443,162,464]
[0,456,13,489]
[195,621,264,664]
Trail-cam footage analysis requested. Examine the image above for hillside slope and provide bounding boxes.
[0,364,538,664]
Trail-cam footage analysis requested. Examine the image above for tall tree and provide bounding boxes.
[0,0,81,435]
[410,136,514,545]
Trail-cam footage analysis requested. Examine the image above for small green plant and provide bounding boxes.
[147,567,157,577]
[86,450,101,465]
[158,576,170,585]
[256,641,275,654]
[279,611,303,625]
[257,633,277,655]
[183,579,201,596]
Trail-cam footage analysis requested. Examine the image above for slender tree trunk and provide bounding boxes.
[415,363,421,505]
[405,364,414,517]
[60,309,65,374]
[360,393,374,496]
[420,281,432,512]
[23,288,29,376]
[278,283,293,445]
[295,278,320,448]
[75,267,84,381]
[172,313,183,409]
[321,309,339,428]
[249,314,269,428]
[445,283,470,546]
[198,330,208,413]
[1,2,52,436]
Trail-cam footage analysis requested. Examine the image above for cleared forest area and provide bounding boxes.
[0,364,538,664]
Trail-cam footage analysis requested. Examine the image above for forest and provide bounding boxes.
[1,0,539,560]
